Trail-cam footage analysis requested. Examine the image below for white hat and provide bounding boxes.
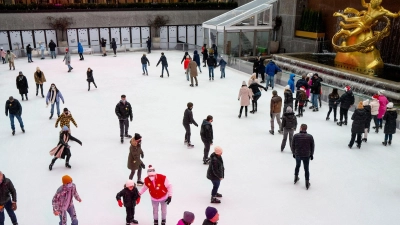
[285,85,290,90]
[387,102,394,108]
[0,47,3,50]
[214,146,223,155]
[147,165,156,176]
[125,180,134,187]
[378,90,385,95]
[363,99,370,106]
[307,73,313,78]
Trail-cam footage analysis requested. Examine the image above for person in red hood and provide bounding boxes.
[184,55,191,81]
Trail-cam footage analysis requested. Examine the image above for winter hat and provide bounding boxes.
[125,180,134,187]
[300,86,306,91]
[287,106,293,112]
[387,102,394,108]
[242,81,246,86]
[214,146,223,155]
[147,165,156,176]
[205,207,218,220]
[363,99,370,106]
[63,108,68,112]
[18,71,23,75]
[272,90,277,96]
[134,133,142,140]
[307,73,313,78]
[344,85,351,92]
[378,90,385,95]
[183,211,195,223]
[372,94,379,100]
[285,85,290,90]
[357,101,364,109]
[65,48,69,52]
[62,175,72,185]
[62,126,69,131]
[36,67,40,71]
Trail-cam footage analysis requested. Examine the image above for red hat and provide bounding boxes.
[372,94,379,99]
[300,86,306,91]
[65,48,69,52]
[344,86,351,92]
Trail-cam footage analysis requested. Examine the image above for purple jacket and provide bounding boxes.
[377,95,389,119]
[52,183,81,212]
[46,90,64,104]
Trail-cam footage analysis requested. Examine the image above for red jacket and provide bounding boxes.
[184,59,191,70]
[144,174,169,200]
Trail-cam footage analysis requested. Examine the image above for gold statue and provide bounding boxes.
[332,0,400,72]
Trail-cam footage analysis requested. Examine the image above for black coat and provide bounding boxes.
[5,99,22,115]
[284,90,293,105]
[383,109,398,134]
[183,108,198,126]
[157,55,168,66]
[310,77,322,94]
[363,105,372,129]
[202,219,217,225]
[0,174,17,206]
[115,101,133,120]
[146,39,151,48]
[57,132,82,159]
[48,41,57,51]
[111,40,117,49]
[26,45,32,54]
[200,119,213,143]
[257,59,265,74]
[328,93,339,108]
[291,131,315,157]
[351,109,367,133]
[116,187,140,208]
[295,78,309,90]
[202,48,208,60]
[16,75,29,94]
[207,153,224,180]
[336,91,355,109]
[100,39,106,47]
[86,70,94,82]
[141,56,149,65]
[248,82,266,95]
[206,56,217,67]
[282,112,297,129]
[253,60,260,73]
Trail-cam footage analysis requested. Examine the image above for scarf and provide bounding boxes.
[37,71,42,79]
[50,133,70,158]
[18,75,24,82]
[50,89,57,104]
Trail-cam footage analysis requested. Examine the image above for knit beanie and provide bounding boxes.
[205,207,218,220]
[344,85,351,92]
[214,146,223,155]
[286,106,293,112]
[363,99,369,106]
[372,94,379,100]
[134,133,142,140]
[62,175,72,185]
[147,165,156,176]
[242,81,246,86]
[183,211,195,223]
[62,126,69,131]
[378,90,385,95]
[285,85,290,90]
[387,102,394,108]
[272,90,277,96]
[125,180,134,187]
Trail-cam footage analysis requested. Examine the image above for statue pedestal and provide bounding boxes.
[335,49,384,75]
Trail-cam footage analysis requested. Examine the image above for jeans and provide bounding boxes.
[384,134,393,142]
[161,65,169,76]
[36,83,44,96]
[186,71,189,81]
[211,179,221,197]
[0,199,18,225]
[349,133,362,147]
[281,128,294,151]
[119,119,129,137]
[51,51,56,58]
[220,67,225,78]
[197,64,202,72]
[142,64,148,74]
[50,101,60,116]
[27,53,33,62]
[202,138,211,160]
[266,75,275,88]
[270,113,282,131]
[129,167,142,180]
[41,49,45,58]
[327,107,337,119]
[312,94,319,109]
[9,113,24,131]
[208,66,214,78]
[59,205,78,225]
[151,200,167,220]
[340,107,349,123]
[372,115,379,129]
[67,64,72,70]
[295,156,310,180]
[183,123,191,143]
[125,207,136,223]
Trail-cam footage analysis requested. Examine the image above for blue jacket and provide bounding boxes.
[39,43,45,51]
[46,90,65,104]
[265,61,281,76]
[77,43,83,53]
[193,50,201,66]
[288,74,295,93]
[218,58,227,69]
[296,78,309,90]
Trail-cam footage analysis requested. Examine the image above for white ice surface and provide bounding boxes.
[1,51,400,225]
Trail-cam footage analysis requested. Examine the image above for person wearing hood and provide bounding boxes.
[376,90,389,129]
[217,56,227,79]
[16,71,29,101]
[206,55,217,80]
[335,85,355,126]
[187,57,199,87]
[288,73,295,93]
[258,57,266,83]
[248,78,267,114]
[183,102,198,148]
[48,40,57,59]
[200,115,214,164]
[265,60,282,90]
[77,42,84,60]
[270,90,283,135]
[283,85,294,113]
[177,211,195,225]
[34,67,46,98]
[156,52,169,78]
[141,54,150,76]
[46,83,65,119]
[0,171,18,225]
[184,56,191,81]
[370,94,380,133]
[201,44,208,67]
[52,175,82,225]
[295,75,309,111]
[326,88,339,121]
[281,106,297,152]
[202,207,219,225]
[238,81,253,118]
[111,38,117,57]
[348,102,367,149]
[115,95,133,143]
[310,73,322,112]
[207,146,224,204]
[146,36,151,53]
[5,96,25,136]
[6,50,16,70]
[39,42,45,59]
[362,100,372,142]
[49,126,82,170]
[116,180,140,225]
[181,52,190,64]
[26,44,33,62]
[55,108,78,133]
[382,102,397,146]
[0,47,6,64]
[128,133,145,185]
[63,48,73,72]
[193,50,202,73]
[86,68,97,91]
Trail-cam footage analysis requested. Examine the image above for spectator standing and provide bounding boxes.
[146,37,151,53]
[39,42,45,59]
[382,102,397,146]
[77,42,84,60]
[111,38,117,57]
[100,38,107,56]
[200,115,214,164]
[48,40,57,59]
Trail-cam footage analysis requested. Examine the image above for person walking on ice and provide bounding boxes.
[55,108,78,133]
[5,96,25,136]
[183,102,198,148]
[63,48,73,72]
[116,180,141,225]
[49,126,82,170]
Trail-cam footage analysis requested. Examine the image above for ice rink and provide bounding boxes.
[1,50,400,225]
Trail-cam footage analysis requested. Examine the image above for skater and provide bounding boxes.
[348,102,367,149]
[362,100,372,142]
[77,42,84,60]
[207,146,224,203]
[63,48,73,72]
[16,72,29,101]
[283,85,293,113]
[181,52,190,64]
[128,133,145,184]
[248,79,266,114]
[202,207,219,225]
[111,38,117,57]
[115,95,133,143]
[116,180,140,225]
[141,54,150,75]
[382,102,397,146]
[253,57,260,79]
[146,36,151,53]
[326,88,339,121]
[291,124,314,190]
[0,47,6,64]
[238,81,252,118]
[258,57,266,83]
[217,56,227,79]
[34,67,46,98]
[281,106,297,152]
[26,44,33,62]
[295,75,309,111]
[177,211,195,225]
[139,165,173,225]
[200,115,214,164]
[288,73,295,93]
[49,126,82,170]
[335,85,355,126]
[206,55,217,80]
[86,68,97,91]
[295,86,308,117]
[212,44,218,58]
[310,73,322,112]
[187,57,199,87]
[183,102,198,148]
[201,44,208,67]
[183,56,191,81]
[248,73,259,86]
[48,40,57,59]
[52,175,82,225]
[46,83,65,119]
[5,50,16,70]
[265,60,281,90]
[55,108,78,133]
[5,96,25,136]
[0,171,18,225]
[370,94,380,133]
[100,38,107,56]
[156,52,169,78]
[269,90,283,135]
[193,50,202,73]
[39,42,45,59]
[377,90,389,129]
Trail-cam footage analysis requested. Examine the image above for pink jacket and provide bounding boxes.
[377,95,389,119]
[306,80,312,98]
[177,219,186,225]
[0,50,5,58]
[369,99,380,116]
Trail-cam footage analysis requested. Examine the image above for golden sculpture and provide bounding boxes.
[332,0,399,72]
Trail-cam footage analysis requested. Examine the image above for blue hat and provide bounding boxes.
[205,207,217,220]
[62,126,69,131]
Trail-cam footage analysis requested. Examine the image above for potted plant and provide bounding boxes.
[46,16,74,51]
[148,15,170,49]
[270,15,282,54]
[295,9,325,39]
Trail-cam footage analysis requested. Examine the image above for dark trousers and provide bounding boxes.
[372,115,379,129]
[113,48,117,55]
[129,167,142,180]
[79,53,84,59]
[239,106,248,116]
[36,83,44,96]
[295,156,310,180]
[202,138,211,160]
[251,94,261,111]
[281,128,294,151]
[349,133,362,147]
[211,179,221,197]
[119,119,129,137]
[385,134,393,142]
[298,105,304,116]
[88,81,97,90]
[161,65,169,76]
[260,72,265,82]
[147,46,151,53]
[0,199,18,225]
[327,107,337,119]
[125,207,136,223]
[377,118,383,127]
[183,123,191,143]
[339,107,349,122]
[51,151,71,165]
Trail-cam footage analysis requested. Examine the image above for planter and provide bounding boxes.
[152,37,160,49]
[295,30,325,39]
[269,41,279,54]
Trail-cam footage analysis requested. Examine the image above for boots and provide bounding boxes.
[65,162,72,168]
[382,141,387,146]
[211,196,221,203]
[362,138,367,142]
[337,121,342,126]
[49,114,53,119]
[137,180,144,186]
[245,109,247,117]
[161,220,166,225]
[294,175,300,184]
[306,180,311,190]
[238,113,241,118]
[49,158,57,171]
[388,140,392,145]
[154,220,159,225]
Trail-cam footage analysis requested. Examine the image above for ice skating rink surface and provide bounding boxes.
[1,51,400,225]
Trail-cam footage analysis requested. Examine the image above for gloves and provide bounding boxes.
[310,155,314,160]
[140,163,145,169]
[5,113,8,116]
[130,118,133,122]
[165,196,172,205]
[136,197,141,205]
[270,113,272,118]
[117,200,123,207]
[195,124,198,127]
[293,154,295,158]
[11,202,17,211]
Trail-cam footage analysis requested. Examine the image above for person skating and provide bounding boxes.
[335,85,355,126]
[288,73,295,93]
[217,56,227,79]
[5,50,16,70]
[139,165,173,225]
[270,90,283,135]
[156,52,169,78]
[63,48,73,72]
[46,83,65,119]
[16,72,28,101]
[295,75,309,111]
[206,55,217,80]
[377,90,389,130]
[348,102,367,149]
[100,38,107,56]
[193,50,202,73]
[310,73,322,112]
[200,115,214,164]
[295,86,308,117]
[177,211,195,225]
[212,44,218,58]
[115,95,133,143]
[34,67,46,97]
[116,180,141,225]
[248,79,267,114]
[201,44,208,67]
[146,36,151,53]
[86,68,97,91]
[283,85,293,113]
[111,38,117,57]
[52,175,82,225]
[238,81,252,118]
[183,102,198,148]
[141,54,150,75]
[181,51,190,64]
[26,44,33,62]
[362,100,372,142]
[370,94,380,133]
[5,96,25,136]
[291,124,314,190]
[48,40,57,59]
[281,106,297,152]
[253,56,260,79]
[0,171,18,225]
[326,88,339,121]
[183,56,191,81]
[49,126,82,170]
[39,42,45,59]
[265,60,281,90]
[187,57,199,87]
[382,102,397,146]
[258,57,266,83]
[77,42,84,60]
[207,146,224,204]
[128,133,145,185]
[55,108,78,133]
[0,47,6,64]
[202,207,219,225]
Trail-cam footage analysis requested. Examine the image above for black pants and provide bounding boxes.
[349,133,362,147]
[36,83,44,95]
[79,53,84,60]
[327,107,337,119]
[260,72,265,82]
[239,106,248,116]
[254,70,259,79]
[113,48,117,55]
[372,115,379,130]
[51,151,71,165]
[119,119,129,137]
[129,167,142,180]
[202,138,211,160]
[147,46,151,53]
[88,81,97,90]
[295,156,310,180]
[183,123,191,143]
[298,105,304,116]
[252,95,261,111]
[20,94,28,100]
[125,207,135,223]
[340,107,349,122]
